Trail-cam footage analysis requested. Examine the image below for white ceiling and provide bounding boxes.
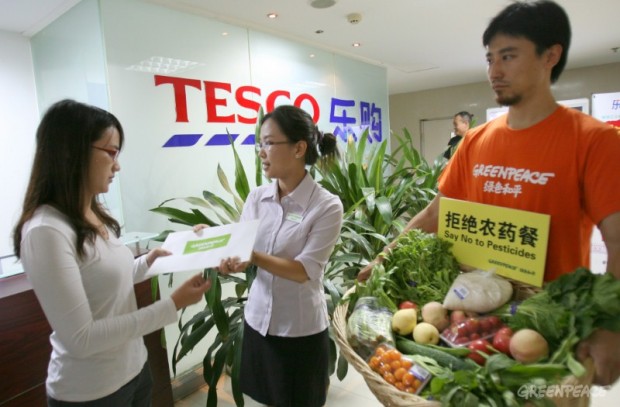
[2,0,619,95]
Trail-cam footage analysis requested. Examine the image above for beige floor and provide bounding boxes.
[174,366,620,407]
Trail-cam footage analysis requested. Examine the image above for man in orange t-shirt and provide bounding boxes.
[439,105,620,283]
[360,0,620,386]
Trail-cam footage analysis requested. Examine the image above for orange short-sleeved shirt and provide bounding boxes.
[439,105,620,282]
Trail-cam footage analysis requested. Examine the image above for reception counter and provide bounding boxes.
[0,272,174,406]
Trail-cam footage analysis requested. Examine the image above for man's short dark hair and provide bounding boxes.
[482,0,571,83]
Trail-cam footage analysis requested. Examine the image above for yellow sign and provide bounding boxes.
[438,198,550,287]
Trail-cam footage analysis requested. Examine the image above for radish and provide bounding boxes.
[509,329,549,364]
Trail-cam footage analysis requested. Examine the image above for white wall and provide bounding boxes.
[0,30,39,264]
[389,62,620,163]
[4,0,389,377]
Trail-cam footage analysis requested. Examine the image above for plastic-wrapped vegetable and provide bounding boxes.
[347,296,394,359]
[443,269,512,313]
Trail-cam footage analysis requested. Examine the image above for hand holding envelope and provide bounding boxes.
[146,220,260,277]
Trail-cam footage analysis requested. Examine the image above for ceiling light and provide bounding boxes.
[309,54,316,58]
[267,13,278,19]
[126,56,201,74]
[221,32,228,36]
[347,13,362,24]
[352,42,361,47]
[309,0,337,9]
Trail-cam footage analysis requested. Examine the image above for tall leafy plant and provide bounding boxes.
[150,124,443,406]
[319,128,444,283]
[150,113,264,406]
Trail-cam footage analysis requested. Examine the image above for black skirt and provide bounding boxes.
[241,321,329,407]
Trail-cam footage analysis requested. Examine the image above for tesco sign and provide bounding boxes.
[154,74,384,147]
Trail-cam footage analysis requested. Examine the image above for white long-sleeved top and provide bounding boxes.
[241,173,343,337]
[20,205,178,402]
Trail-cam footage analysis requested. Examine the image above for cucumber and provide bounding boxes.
[396,337,477,371]
[426,343,471,357]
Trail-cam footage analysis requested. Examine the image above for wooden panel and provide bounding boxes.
[135,280,175,407]
[0,280,50,405]
[0,274,173,407]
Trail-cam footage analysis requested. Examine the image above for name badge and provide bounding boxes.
[286,213,303,223]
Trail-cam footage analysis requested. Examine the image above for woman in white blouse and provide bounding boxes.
[208,105,343,407]
[13,99,211,406]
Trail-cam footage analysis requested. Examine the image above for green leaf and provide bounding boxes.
[150,206,209,226]
[175,316,214,361]
[202,190,239,223]
[226,131,251,200]
[374,196,393,226]
[230,324,245,407]
[255,106,264,188]
[336,350,348,380]
[206,269,230,338]
[217,164,245,212]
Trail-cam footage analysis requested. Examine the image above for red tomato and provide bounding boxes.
[487,316,502,329]
[496,326,513,337]
[492,332,512,355]
[479,318,492,333]
[454,337,470,345]
[456,324,469,338]
[399,300,418,310]
[467,339,492,365]
[464,318,480,335]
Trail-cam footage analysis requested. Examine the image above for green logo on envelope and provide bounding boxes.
[183,234,231,254]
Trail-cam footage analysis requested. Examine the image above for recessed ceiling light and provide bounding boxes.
[267,13,278,19]
[309,54,316,58]
[310,0,337,9]
[352,42,361,47]
[221,32,228,36]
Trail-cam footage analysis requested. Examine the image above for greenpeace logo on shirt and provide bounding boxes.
[473,164,555,185]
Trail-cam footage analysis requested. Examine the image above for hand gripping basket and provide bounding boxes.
[332,286,595,407]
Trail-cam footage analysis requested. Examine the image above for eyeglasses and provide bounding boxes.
[255,140,293,152]
[92,145,120,161]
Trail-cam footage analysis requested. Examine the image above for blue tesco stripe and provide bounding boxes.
[205,134,239,146]
[163,134,203,147]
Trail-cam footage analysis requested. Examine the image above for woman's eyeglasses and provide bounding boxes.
[92,146,120,161]
[255,141,293,152]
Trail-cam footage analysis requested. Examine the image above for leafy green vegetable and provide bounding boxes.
[428,267,620,406]
[492,291,571,350]
[493,267,620,352]
[348,264,398,312]
[346,230,460,312]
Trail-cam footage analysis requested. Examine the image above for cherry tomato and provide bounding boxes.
[456,324,469,338]
[467,339,492,365]
[479,318,492,332]
[454,337,470,345]
[496,326,513,337]
[464,318,480,335]
[492,332,512,355]
[399,300,418,310]
[487,316,502,329]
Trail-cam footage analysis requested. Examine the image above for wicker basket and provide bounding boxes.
[332,286,595,407]
[332,288,440,407]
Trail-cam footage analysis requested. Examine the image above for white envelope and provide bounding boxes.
[146,219,260,276]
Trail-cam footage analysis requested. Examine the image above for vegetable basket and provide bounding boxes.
[333,287,439,407]
[332,286,595,407]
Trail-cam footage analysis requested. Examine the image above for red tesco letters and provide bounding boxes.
[155,75,320,124]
